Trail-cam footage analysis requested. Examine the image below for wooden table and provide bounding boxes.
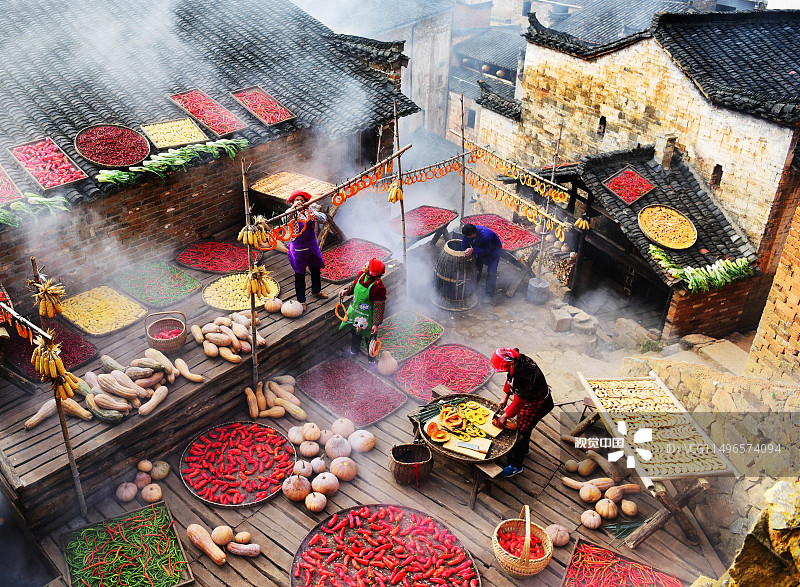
[249,171,335,216]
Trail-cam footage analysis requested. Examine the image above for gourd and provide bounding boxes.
[135,472,152,489]
[74,378,94,398]
[562,477,615,491]
[85,394,125,423]
[577,459,598,476]
[204,332,231,346]
[62,398,93,421]
[230,322,250,341]
[218,347,242,363]
[579,484,602,503]
[116,482,137,503]
[348,430,375,453]
[581,510,602,529]
[255,382,267,411]
[299,441,320,458]
[141,483,162,503]
[202,322,221,334]
[235,531,251,544]
[100,354,126,373]
[134,371,165,389]
[187,524,226,565]
[191,325,204,344]
[564,459,579,473]
[605,484,641,503]
[269,381,301,405]
[84,371,100,389]
[259,406,285,418]
[131,357,163,371]
[175,358,204,383]
[302,422,321,441]
[311,472,340,496]
[294,460,313,477]
[125,366,154,380]
[331,418,355,438]
[545,524,570,547]
[151,461,170,480]
[211,526,234,546]
[245,388,259,419]
[621,499,638,516]
[330,457,357,481]
[226,542,261,557]
[264,385,278,408]
[138,460,153,472]
[273,375,296,386]
[281,300,304,318]
[144,349,179,383]
[288,426,305,445]
[218,325,241,352]
[325,435,352,459]
[274,398,306,420]
[264,298,283,313]
[92,392,129,412]
[203,341,219,358]
[110,370,149,398]
[305,491,327,513]
[25,399,57,429]
[595,498,618,519]
[311,457,326,474]
[282,474,311,501]
[139,386,168,416]
[318,429,333,447]
[377,351,398,375]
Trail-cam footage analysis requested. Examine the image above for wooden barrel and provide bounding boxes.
[431,239,478,311]
[388,443,433,486]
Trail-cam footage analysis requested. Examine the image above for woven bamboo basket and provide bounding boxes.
[145,311,187,354]
[492,505,552,577]
[388,443,433,486]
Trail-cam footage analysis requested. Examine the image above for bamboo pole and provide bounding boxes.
[536,126,563,279]
[29,256,87,519]
[460,92,466,220]
[241,161,259,392]
[394,100,407,270]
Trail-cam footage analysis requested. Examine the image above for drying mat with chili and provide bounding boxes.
[180,421,295,507]
[320,238,392,283]
[388,205,458,238]
[291,503,481,587]
[0,163,22,205]
[603,166,655,205]
[60,286,147,337]
[463,213,540,251]
[175,240,260,274]
[361,309,443,362]
[202,272,279,312]
[394,344,492,403]
[74,124,151,168]
[3,316,96,382]
[116,261,201,308]
[560,539,684,587]
[61,501,193,587]
[295,358,407,427]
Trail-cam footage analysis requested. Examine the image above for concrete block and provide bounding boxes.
[550,308,572,332]
[697,340,750,376]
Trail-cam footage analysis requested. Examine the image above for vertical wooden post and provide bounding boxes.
[393,100,407,270]
[30,257,87,518]
[241,161,260,391]
[460,92,466,221]
[536,126,562,279]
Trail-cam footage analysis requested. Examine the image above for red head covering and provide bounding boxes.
[367,258,385,276]
[288,190,311,204]
[491,347,519,372]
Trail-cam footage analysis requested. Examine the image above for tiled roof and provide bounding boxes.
[325,34,409,68]
[453,28,527,70]
[577,145,758,286]
[449,67,516,102]
[292,0,455,36]
[0,0,418,204]
[653,10,800,125]
[476,81,522,120]
[400,126,460,171]
[551,0,693,46]
[524,13,652,59]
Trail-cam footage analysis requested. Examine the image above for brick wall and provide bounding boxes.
[746,199,800,384]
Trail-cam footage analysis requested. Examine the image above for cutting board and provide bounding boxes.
[442,436,492,459]
[476,418,503,438]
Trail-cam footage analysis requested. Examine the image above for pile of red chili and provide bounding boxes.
[0,166,21,204]
[292,505,479,587]
[11,138,87,188]
[563,541,683,587]
[75,125,151,167]
[394,344,492,402]
[462,214,540,251]
[496,528,544,560]
[321,239,391,282]
[4,318,95,381]
[171,89,246,135]
[180,422,295,506]
[176,241,259,273]
[605,169,654,205]
[117,261,201,307]
[233,88,294,125]
[389,206,457,238]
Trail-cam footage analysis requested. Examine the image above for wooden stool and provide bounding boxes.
[469,461,503,509]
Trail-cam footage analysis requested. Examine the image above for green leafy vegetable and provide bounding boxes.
[650,245,754,293]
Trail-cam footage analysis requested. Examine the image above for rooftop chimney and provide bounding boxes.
[654,133,678,170]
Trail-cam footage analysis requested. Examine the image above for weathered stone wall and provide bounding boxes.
[478,107,520,160]
[446,91,482,145]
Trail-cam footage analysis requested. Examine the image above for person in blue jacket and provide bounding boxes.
[461,223,503,299]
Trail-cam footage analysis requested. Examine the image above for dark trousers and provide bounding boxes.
[349,329,377,362]
[507,394,554,468]
[294,268,322,303]
[476,255,501,297]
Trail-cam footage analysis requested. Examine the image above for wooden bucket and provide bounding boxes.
[388,443,433,486]
[431,239,478,311]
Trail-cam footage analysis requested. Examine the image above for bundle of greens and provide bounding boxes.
[0,193,70,227]
[650,245,754,293]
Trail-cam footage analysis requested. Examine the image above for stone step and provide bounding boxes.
[696,340,750,376]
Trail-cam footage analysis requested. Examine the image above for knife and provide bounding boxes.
[457,441,488,454]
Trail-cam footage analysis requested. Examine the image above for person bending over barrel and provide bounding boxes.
[461,223,502,301]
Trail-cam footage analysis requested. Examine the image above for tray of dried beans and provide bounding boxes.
[603,166,655,205]
[175,240,260,273]
[74,124,151,168]
[3,316,96,382]
[141,118,208,149]
[361,310,443,362]
[462,213,540,251]
[180,421,295,507]
[9,137,87,190]
[637,205,697,250]
[320,238,392,283]
[202,272,279,312]
[60,286,147,337]
[388,205,458,239]
[560,539,684,587]
[0,163,23,205]
[62,501,193,587]
[231,86,295,127]
[116,262,201,308]
[169,89,246,136]
[394,343,492,403]
[295,357,407,427]
[291,504,481,587]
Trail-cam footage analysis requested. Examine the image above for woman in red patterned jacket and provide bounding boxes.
[491,347,554,477]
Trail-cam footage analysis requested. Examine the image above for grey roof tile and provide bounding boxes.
[449,67,516,102]
[453,28,526,70]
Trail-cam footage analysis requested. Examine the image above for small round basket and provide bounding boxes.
[145,311,187,354]
[388,443,433,486]
[492,505,552,577]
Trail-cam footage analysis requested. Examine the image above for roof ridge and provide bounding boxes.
[653,9,800,29]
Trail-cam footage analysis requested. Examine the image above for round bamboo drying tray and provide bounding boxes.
[637,204,697,250]
[492,505,553,577]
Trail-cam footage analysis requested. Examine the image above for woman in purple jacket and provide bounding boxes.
[287,191,329,309]
[461,223,503,299]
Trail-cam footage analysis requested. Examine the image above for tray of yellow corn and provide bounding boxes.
[202,272,279,311]
[59,286,147,337]
[637,204,697,250]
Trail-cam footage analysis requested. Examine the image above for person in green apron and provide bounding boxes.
[339,258,387,364]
